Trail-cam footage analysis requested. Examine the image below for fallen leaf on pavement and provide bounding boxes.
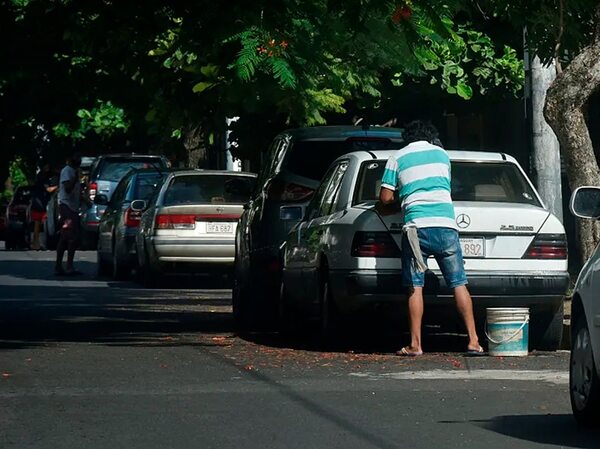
[243,364,255,371]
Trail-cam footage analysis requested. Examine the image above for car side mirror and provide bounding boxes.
[130,199,147,212]
[94,194,109,206]
[570,186,600,219]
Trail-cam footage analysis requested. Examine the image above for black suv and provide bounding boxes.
[233,125,403,329]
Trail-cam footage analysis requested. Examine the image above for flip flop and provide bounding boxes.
[397,346,423,357]
[466,345,487,356]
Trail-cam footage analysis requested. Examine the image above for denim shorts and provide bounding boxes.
[401,227,468,289]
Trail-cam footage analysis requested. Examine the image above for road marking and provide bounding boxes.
[349,369,568,385]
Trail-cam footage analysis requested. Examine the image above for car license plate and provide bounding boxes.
[460,238,485,258]
[206,222,233,234]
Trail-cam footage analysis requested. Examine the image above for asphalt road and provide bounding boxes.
[0,248,598,449]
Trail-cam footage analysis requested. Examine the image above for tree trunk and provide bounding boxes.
[544,4,600,264]
[183,124,206,169]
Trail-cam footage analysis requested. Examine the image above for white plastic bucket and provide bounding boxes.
[485,308,530,357]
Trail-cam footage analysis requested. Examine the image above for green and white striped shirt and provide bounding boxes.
[381,141,457,230]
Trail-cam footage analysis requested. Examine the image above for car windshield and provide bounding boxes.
[353,160,541,207]
[286,139,402,181]
[96,158,166,182]
[134,174,165,200]
[163,175,256,206]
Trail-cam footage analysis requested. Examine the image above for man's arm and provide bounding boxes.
[379,187,395,205]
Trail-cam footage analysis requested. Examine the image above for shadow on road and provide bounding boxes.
[479,414,600,448]
[0,284,233,349]
[1,256,486,355]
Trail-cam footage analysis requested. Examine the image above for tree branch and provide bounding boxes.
[553,0,564,73]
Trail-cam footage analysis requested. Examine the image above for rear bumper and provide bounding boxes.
[329,269,569,314]
[150,237,235,265]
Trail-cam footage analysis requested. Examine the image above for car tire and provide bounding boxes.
[97,251,111,277]
[531,304,564,351]
[140,248,160,288]
[112,246,130,281]
[278,280,300,337]
[5,234,15,250]
[570,314,600,427]
[319,268,339,338]
[232,272,256,333]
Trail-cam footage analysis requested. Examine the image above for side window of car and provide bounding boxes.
[258,139,283,188]
[318,162,348,217]
[110,177,130,206]
[305,165,338,221]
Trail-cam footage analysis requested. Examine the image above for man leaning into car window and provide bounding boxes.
[377,120,484,356]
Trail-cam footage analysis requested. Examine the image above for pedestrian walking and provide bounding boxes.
[55,153,83,276]
[30,162,57,250]
[377,120,484,356]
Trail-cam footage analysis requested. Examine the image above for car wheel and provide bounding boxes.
[4,234,15,250]
[319,268,339,338]
[96,251,111,277]
[140,248,160,288]
[278,280,300,337]
[570,314,600,427]
[531,304,564,351]
[112,245,130,281]
[232,270,256,332]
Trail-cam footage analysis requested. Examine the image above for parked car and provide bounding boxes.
[233,125,404,329]
[5,186,33,250]
[278,149,569,349]
[0,199,8,242]
[136,170,257,285]
[96,168,168,280]
[568,186,600,426]
[81,154,170,249]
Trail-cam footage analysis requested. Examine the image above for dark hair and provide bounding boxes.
[402,120,441,145]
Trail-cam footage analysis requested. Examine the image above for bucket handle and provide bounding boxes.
[484,317,529,345]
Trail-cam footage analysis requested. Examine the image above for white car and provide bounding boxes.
[281,150,569,349]
[569,186,600,426]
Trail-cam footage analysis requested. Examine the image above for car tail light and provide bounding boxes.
[266,179,314,202]
[351,231,401,258]
[155,214,196,230]
[523,234,567,259]
[88,182,97,200]
[125,208,143,228]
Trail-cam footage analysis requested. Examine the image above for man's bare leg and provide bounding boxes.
[454,285,481,350]
[407,286,425,353]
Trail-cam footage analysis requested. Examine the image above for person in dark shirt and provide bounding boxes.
[30,162,57,250]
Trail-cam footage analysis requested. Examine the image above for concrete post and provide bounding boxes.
[531,56,563,222]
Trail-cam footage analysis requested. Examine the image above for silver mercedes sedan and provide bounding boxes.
[135,170,256,285]
[280,150,568,350]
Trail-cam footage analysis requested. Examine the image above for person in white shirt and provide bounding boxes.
[55,154,82,275]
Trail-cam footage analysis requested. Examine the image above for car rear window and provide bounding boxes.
[95,158,167,182]
[163,175,256,206]
[134,174,165,200]
[354,160,541,207]
[286,139,401,181]
[12,187,32,204]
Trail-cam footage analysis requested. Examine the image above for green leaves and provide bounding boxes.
[53,100,129,140]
